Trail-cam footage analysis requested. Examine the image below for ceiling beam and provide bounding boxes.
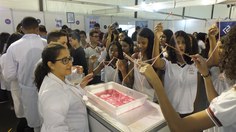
[157,11,207,21]
[48,0,118,7]
[92,7,122,15]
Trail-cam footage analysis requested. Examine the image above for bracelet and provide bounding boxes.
[201,71,211,78]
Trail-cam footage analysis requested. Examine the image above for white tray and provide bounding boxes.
[85,82,148,116]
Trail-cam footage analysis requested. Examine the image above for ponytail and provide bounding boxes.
[34,61,50,91]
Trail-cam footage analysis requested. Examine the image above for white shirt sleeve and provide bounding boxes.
[98,50,107,62]
[198,40,206,49]
[206,88,236,127]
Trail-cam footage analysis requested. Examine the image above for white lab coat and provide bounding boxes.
[1,54,24,118]
[39,73,89,132]
[0,54,10,91]
[2,34,47,127]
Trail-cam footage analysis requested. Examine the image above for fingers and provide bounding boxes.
[139,64,149,74]
[85,73,94,79]
[208,24,219,36]
[89,55,98,63]
[191,54,202,64]
[80,73,93,88]
[74,65,83,74]
[154,23,163,32]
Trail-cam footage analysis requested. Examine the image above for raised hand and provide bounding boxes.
[107,25,113,35]
[208,23,219,37]
[154,23,163,38]
[80,73,93,88]
[72,65,84,74]
[89,54,98,64]
[191,54,209,76]
[138,62,158,83]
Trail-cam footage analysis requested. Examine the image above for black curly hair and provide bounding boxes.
[219,25,236,80]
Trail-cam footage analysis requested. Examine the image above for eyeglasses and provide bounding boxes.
[55,56,73,65]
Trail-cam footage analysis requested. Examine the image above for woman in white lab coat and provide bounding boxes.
[34,44,93,132]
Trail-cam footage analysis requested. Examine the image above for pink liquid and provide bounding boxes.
[95,89,135,107]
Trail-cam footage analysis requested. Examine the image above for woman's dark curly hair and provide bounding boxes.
[219,25,236,80]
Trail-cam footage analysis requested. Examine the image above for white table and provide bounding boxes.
[86,99,168,132]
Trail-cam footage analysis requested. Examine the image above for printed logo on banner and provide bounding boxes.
[222,25,231,34]
[88,16,99,29]
[55,19,62,28]
[217,21,236,36]
[5,19,11,24]
[135,21,148,28]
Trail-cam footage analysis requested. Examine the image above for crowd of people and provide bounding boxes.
[0,16,235,132]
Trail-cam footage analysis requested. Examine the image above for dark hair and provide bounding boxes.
[34,44,66,90]
[89,30,99,37]
[120,31,128,36]
[163,29,173,44]
[188,34,199,55]
[168,30,196,64]
[136,26,141,30]
[47,30,67,44]
[39,25,47,33]
[74,29,80,34]
[138,28,154,60]
[121,37,134,54]
[61,25,68,30]
[16,23,22,33]
[21,17,39,30]
[4,33,22,53]
[106,41,124,81]
[94,23,100,28]
[79,30,87,36]
[219,25,236,80]
[70,30,80,42]
[197,32,207,42]
[0,32,10,54]
[106,41,124,61]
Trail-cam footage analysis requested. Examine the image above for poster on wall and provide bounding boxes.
[88,16,99,29]
[55,19,62,28]
[135,21,148,28]
[66,12,75,23]
[217,21,236,36]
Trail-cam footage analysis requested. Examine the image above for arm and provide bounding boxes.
[105,26,112,51]
[152,23,165,69]
[140,64,215,131]
[92,61,104,76]
[80,73,93,88]
[87,55,98,74]
[2,47,17,81]
[192,54,218,101]
[207,24,219,67]
[116,59,134,88]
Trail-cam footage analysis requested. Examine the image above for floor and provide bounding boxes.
[0,101,19,132]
